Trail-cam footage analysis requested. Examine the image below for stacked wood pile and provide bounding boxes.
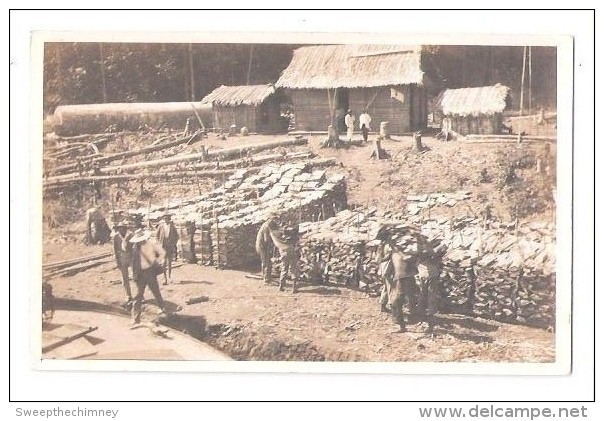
[295,210,556,328]
[420,218,556,328]
[126,161,347,269]
[296,210,434,288]
[406,191,473,216]
[210,169,347,268]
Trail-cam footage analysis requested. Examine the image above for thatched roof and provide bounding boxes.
[275,44,424,89]
[433,84,511,116]
[201,84,275,106]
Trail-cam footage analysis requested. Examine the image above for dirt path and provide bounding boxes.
[45,240,554,363]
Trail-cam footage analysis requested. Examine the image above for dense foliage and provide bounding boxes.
[43,43,556,114]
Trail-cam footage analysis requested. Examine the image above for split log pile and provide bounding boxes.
[296,210,556,329]
[210,167,347,269]
[297,209,435,288]
[406,191,473,216]
[127,161,347,269]
[421,218,556,328]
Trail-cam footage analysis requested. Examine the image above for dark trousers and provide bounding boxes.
[389,276,419,329]
[361,124,369,142]
[132,268,165,323]
[258,247,272,283]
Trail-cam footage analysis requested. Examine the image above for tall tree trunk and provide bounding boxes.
[520,46,527,116]
[55,45,63,106]
[99,43,108,103]
[246,44,254,85]
[528,46,532,113]
[188,43,196,101]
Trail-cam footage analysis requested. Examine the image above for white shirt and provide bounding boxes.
[344,113,355,128]
[359,113,371,128]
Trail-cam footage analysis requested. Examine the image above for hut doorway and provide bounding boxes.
[334,88,349,132]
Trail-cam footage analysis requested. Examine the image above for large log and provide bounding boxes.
[51,136,308,178]
[43,157,336,188]
[464,134,556,143]
[42,251,113,270]
[50,132,200,175]
[52,101,212,136]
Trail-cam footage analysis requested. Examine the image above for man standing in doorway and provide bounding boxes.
[345,109,356,143]
[359,109,372,142]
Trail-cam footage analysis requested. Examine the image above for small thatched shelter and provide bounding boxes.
[431,84,511,135]
[201,84,283,133]
[276,45,430,134]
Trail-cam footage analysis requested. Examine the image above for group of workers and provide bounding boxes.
[110,207,441,332]
[112,211,179,325]
[254,214,443,332]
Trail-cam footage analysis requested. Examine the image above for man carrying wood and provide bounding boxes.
[156,211,179,285]
[255,214,301,293]
[255,215,278,284]
[375,226,420,333]
[416,245,445,332]
[129,228,168,326]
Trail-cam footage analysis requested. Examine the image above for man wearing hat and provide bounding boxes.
[156,211,179,285]
[130,228,168,325]
[374,224,419,332]
[113,219,133,307]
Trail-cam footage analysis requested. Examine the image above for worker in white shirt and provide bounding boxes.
[344,109,356,143]
[359,109,372,142]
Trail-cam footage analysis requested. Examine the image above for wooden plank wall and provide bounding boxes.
[213,105,257,132]
[450,114,501,135]
[291,90,332,131]
[255,97,283,133]
[291,85,427,134]
[349,86,411,134]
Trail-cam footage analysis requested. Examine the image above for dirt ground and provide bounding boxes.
[42,131,556,362]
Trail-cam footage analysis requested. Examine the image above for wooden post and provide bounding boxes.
[528,46,532,115]
[412,131,423,153]
[99,43,108,103]
[520,46,527,116]
[246,44,254,85]
[188,43,196,101]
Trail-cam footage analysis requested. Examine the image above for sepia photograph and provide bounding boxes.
[35,32,569,371]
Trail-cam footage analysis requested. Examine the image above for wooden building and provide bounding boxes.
[275,45,430,134]
[201,84,283,133]
[431,84,511,135]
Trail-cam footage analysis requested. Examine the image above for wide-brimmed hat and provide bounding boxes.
[129,228,150,243]
[162,211,173,219]
[113,220,128,229]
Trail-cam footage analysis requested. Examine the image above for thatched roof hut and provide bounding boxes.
[276,45,429,134]
[201,84,284,133]
[431,84,511,135]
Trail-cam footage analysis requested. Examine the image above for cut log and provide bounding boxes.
[43,157,336,189]
[50,132,201,175]
[48,136,309,179]
[369,139,387,159]
[42,325,98,354]
[42,251,113,270]
[465,134,556,143]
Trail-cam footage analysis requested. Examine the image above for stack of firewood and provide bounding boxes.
[294,210,556,328]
